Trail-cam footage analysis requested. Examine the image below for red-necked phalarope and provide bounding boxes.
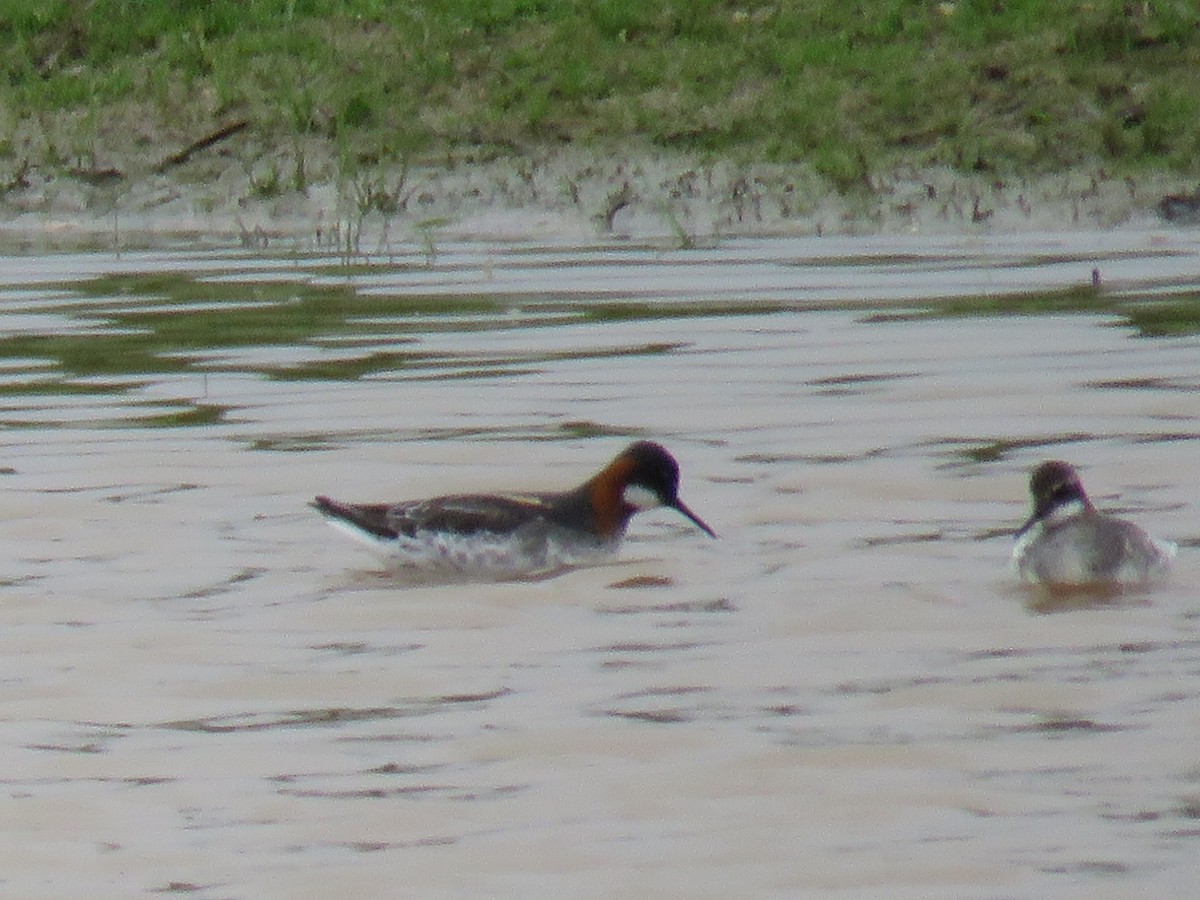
[1012,460,1175,586]
[312,440,715,578]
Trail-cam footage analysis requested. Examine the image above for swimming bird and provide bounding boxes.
[312,440,715,578]
[1012,460,1175,586]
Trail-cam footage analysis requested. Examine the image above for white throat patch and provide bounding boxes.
[1043,497,1086,526]
[622,484,662,511]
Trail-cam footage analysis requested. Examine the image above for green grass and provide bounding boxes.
[2,1,1200,181]
[868,283,1200,338]
[0,271,765,391]
[0,272,496,383]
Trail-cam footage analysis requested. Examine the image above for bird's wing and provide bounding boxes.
[386,494,552,537]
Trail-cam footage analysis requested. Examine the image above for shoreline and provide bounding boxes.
[1,143,1198,252]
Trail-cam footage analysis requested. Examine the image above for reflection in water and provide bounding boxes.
[1021,581,1157,615]
[0,233,1197,897]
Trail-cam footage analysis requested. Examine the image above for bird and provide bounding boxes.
[1012,460,1175,586]
[312,440,715,579]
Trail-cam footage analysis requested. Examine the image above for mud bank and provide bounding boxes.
[1,136,1198,251]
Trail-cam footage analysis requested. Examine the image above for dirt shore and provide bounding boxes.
[1,133,1197,251]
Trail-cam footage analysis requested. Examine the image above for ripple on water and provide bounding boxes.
[0,237,1198,897]
[160,688,511,733]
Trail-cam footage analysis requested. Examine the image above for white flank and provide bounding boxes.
[1011,521,1042,568]
[1154,536,1179,562]
[322,517,613,578]
[322,517,398,559]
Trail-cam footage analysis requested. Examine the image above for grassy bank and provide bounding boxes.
[1,0,1199,190]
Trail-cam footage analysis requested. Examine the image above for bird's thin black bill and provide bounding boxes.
[673,500,716,538]
[1015,512,1038,537]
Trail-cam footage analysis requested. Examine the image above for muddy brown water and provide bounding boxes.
[1,230,1199,898]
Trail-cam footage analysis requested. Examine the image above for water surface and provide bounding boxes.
[1,230,1199,898]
